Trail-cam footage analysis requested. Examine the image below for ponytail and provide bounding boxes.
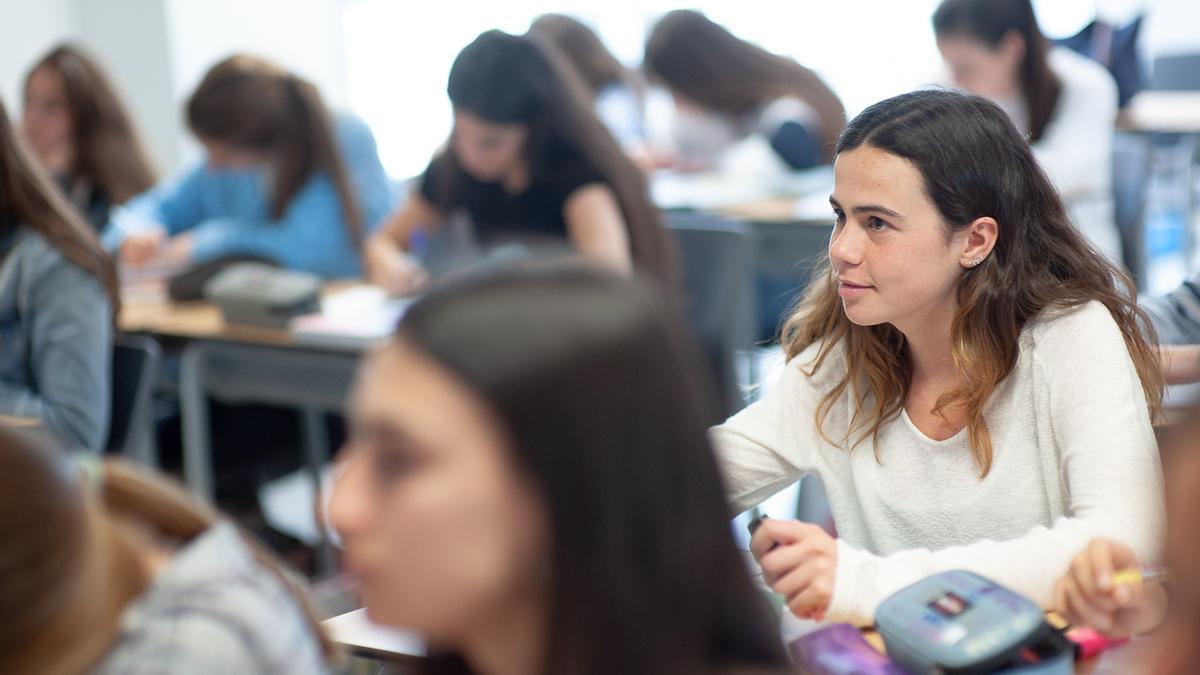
[187,54,365,258]
[277,75,365,250]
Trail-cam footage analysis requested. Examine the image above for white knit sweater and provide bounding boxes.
[713,301,1165,625]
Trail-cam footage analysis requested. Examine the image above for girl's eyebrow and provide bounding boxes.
[829,195,904,219]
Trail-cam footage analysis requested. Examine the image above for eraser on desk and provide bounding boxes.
[1065,627,1129,660]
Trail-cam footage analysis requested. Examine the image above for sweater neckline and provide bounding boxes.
[899,408,968,447]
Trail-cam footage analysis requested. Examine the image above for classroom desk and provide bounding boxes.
[0,414,40,428]
[1122,91,1200,135]
[119,281,385,499]
[324,608,425,666]
[323,605,1151,673]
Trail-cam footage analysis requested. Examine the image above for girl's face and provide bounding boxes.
[331,341,548,643]
[451,109,529,183]
[828,145,978,335]
[22,67,74,172]
[937,32,1025,101]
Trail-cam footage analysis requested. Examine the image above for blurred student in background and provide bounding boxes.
[933,0,1124,263]
[528,14,657,170]
[365,31,675,296]
[0,431,334,674]
[22,44,156,233]
[332,263,792,675]
[105,54,392,279]
[0,96,113,452]
[642,9,845,172]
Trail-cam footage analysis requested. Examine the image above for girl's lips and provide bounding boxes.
[837,281,874,298]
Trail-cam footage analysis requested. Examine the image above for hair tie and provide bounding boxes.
[76,453,105,490]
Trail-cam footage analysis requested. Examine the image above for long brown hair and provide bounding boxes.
[0,95,119,311]
[0,430,335,674]
[528,14,631,97]
[440,31,677,289]
[186,55,365,251]
[643,10,845,162]
[782,89,1162,477]
[398,264,788,675]
[24,43,156,204]
[933,0,1063,142]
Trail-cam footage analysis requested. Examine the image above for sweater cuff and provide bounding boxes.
[187,218,238,264]
[826,539,880,626]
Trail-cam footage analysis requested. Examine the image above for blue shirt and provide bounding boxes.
[103,115,393,278]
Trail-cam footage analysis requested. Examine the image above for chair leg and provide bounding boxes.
[300,407,337,575]
[180,345,215,501]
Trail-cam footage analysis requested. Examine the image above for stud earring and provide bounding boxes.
[967,256,985,268]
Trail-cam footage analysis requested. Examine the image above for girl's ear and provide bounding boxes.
[959,216,998,269]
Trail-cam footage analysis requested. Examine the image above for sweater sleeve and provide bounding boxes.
[711,347,829,515]
[825,302,1165,626]
[0,246,111,451]
[100,163,212,250]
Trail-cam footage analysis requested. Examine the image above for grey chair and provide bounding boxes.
[107,334,162,464]
[665,212,752,419]
[1150,53,1200,91]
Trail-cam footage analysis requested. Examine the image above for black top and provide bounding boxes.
[419,149,606,245]
[55,174,112,232]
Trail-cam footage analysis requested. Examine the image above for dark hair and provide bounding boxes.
[783,89,1162,476]
[395,263,788,675]
[186,54,365,251]
[932,0,1062,142]
[528,14,629,96]
[24,43,156,203]
[0,428,335,673]
[643,10,845,161]
[438,30,676,288]
[0,96,119,311]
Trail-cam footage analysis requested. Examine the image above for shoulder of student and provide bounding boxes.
[105,522,326,673]
[332,112,381,158]
[7,227,106,296]
[1049,47,1117,102]
[1023,299,1127,355]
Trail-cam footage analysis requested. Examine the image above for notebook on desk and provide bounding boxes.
[323,608,425,663]
[289,285,413,350]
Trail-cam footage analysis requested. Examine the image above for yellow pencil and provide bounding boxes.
[1112,568,1170,586]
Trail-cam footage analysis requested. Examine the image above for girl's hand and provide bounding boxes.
[751,518,838,621]
[1054,538,1168,638]
[119,228,168,268]
[364,235,428,296]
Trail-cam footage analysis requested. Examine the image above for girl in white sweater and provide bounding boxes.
[718,89,1165,626]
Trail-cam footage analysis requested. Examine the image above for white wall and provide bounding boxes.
[163,0,349,166]
[74,0,179,173]
[0,0,78,112]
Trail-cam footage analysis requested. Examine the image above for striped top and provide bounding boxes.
[91,521,329,674]
[1144,276,1200,344]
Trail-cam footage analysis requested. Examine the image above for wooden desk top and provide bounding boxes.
[118,280,364,347]
[1121,91,1200,134]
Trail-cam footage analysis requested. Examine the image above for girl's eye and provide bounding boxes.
[832,209,846,226]
[868,216,889,232]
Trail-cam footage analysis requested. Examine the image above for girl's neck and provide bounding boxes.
[459,590,547,675]
[896,300,959,386]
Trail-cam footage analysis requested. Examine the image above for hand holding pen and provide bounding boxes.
[1053,538,1171,639]
[748,515,839,622]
